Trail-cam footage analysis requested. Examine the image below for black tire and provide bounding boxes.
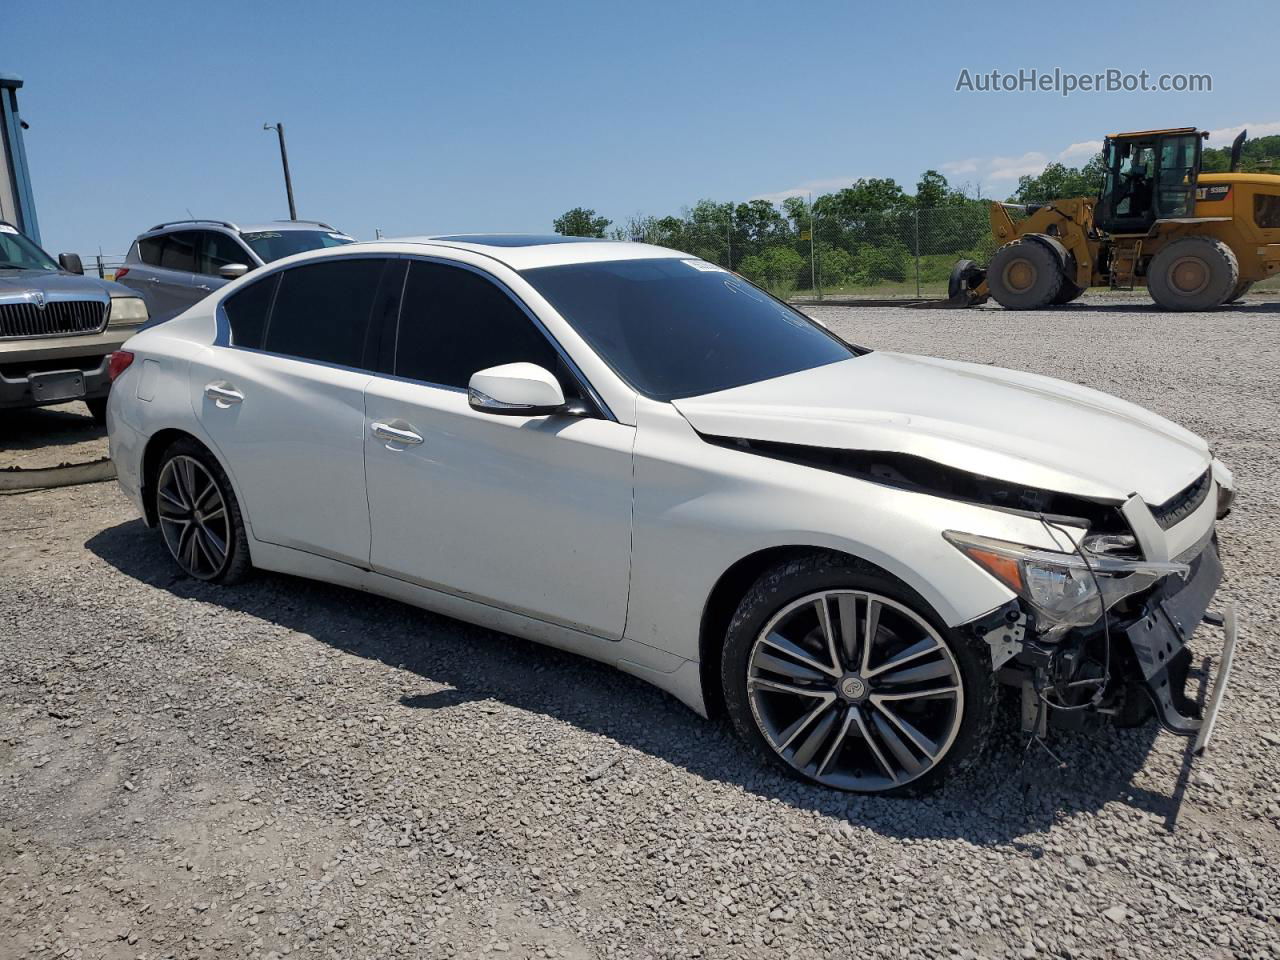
[85,397,108,425]
[1146,236,1239,311]
[1051,278,1086,305]
[153,438,251,584]
[720,551,998,795]
[986,238,1064,309]
[1226,279,1254,303]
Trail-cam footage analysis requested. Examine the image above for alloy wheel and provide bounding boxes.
[157,455,230,580]
[746,590,963,791]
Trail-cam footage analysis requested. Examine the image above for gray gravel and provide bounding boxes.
[2,295,1278,960]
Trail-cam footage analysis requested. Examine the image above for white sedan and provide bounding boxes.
[106,235,1237,794]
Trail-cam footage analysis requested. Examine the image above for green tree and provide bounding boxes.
[738,245,805,293]
[553,207,611,238]
[1010,154,1106,204]
[1202,134,1280,173]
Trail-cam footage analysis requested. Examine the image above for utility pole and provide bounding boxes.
[262,122,297,220]
[809,194,816,295]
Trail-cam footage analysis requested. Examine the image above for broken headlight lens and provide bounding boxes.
[943,530,1190,641]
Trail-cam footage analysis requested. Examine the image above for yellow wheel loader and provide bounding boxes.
[951,128,1280,310]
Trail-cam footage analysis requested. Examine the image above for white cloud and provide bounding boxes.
[1058,140,1102,161]
[1206,121,1280,146]
[749,175,861,204]
[940,158,980,176]
[986,151,1051,182]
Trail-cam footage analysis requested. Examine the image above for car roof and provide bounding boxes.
[390,234,687,270]
[139,219,342,238]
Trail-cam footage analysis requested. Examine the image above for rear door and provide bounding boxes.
[127,231,199,323]
[189,255,400,566]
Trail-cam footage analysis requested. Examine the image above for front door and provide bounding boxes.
[191,256,396,566]
[364,259,635,639]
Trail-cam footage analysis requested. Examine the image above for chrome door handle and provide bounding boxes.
[204,381,244,407]
[196,284,212,291]
[146,276,161,283]
[371,421,424,446]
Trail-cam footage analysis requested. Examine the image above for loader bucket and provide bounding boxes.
[945,258,989,307]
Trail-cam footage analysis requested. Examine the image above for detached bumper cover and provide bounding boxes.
[1125,540,1237,748]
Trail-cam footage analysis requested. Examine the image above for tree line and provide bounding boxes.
[552,134,1280,294]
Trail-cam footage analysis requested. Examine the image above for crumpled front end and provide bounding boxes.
[957,460,1237,751]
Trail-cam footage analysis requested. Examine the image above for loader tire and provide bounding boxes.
[987,238,1063,310]
[1052,278,1086,305]
[1147,236,1239,311]
[1226,279,1254,303]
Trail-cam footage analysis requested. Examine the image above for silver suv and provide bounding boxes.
[117,219,354,324]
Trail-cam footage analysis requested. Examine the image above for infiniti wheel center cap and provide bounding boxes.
[838,674,867,701]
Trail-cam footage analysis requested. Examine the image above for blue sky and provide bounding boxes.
[5,0,1277,255]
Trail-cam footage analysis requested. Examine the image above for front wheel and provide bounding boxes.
[986,238,1064,310]
[154,439,251,583]
[721,553,997,794]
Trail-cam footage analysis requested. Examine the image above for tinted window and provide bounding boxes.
[395,261,561,390]
[159,231,198,272]
[263,258,386,367]
[241,229,355,263]
[137,236,166,266]
[223,274,278,349]
[198,231,255,275]
[1254,193,1280,229]
[521,258,856,401]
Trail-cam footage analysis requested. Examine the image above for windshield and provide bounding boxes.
[521,258,857,401]
[240,229,355,263]
[0,225,59,271]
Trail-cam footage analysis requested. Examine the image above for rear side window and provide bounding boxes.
[137,236,165,266]
[395,261,560,389]
[159,231,198,272]
[222,274,278,349]
[263,258,387,368]
[1254,193,1280,229]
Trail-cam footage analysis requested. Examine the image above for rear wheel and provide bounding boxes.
[987,239,1063,309]
[1147,236,1239,311]
[154,439,251,583]
[1226,279,1254,303]
[720,553,996,794]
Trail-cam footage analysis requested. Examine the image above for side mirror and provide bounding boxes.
[218,263,250,280]
[58,252,84,275]
[468,363,566,416]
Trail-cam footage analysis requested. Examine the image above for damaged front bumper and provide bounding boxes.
[971,538,1238,753]
[1123,540,1237,752]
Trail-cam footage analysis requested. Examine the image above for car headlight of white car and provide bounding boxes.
[943,530,1190,640]
[108,296,149,325]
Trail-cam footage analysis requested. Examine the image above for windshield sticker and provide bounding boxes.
[683,259,725,273]
[328,233,355,241]
[242,231,282,241]
[0,224,18,235]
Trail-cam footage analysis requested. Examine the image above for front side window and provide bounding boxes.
[159,231,198,272]
[262,258,387,367]
[394,261,562,390]
[1254,193,1280,229]
[240,229,355,263]
[521,258,856,401]
[198,232,255,276]
[0,226,58,271]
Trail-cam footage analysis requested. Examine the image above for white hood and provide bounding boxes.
[671,352,1210,505]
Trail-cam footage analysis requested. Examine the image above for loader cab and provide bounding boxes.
[1096,128,1205,234]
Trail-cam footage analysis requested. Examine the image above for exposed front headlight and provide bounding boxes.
[108,296,148,325]
[944,530,1190,640]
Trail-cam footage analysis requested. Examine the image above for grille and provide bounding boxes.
[1151,469,1212,530]
[0,299,109,340]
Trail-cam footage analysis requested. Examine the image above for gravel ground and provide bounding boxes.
[0,402,107,471]
[2,296,1278,960]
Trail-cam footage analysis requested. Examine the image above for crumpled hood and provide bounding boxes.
[671,352,1210,505]
[0,268,129,300]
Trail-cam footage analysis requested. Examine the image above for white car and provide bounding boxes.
[105,235,1237,794]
